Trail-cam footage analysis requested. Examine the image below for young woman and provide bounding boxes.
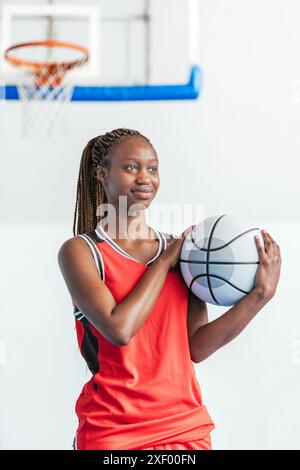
[58,128,281,450]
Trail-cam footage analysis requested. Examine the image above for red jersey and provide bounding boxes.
[72,225,215,450]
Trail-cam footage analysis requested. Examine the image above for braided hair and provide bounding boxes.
[73,128,154,236]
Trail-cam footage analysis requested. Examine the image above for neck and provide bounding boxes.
[98,208,152,241]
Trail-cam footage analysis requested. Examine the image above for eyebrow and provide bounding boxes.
[122,157,158,163]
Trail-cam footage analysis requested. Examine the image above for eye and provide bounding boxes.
[149,166,158,173]
[125,164,138,171]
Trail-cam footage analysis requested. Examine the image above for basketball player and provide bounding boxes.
[57,128,281,450]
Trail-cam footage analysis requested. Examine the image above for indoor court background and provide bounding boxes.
[0,0,299,449]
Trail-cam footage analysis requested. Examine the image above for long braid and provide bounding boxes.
[73,128,153,236]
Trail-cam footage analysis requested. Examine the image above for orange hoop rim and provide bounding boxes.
[4,39,89,73]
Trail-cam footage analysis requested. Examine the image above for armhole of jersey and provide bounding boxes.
[73,233,105,321]
[77,233,105,282]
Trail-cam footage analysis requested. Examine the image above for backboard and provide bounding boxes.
[0,0,202,101]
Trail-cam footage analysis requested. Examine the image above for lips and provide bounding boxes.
[131,188,153,193]
[131,188,153,199]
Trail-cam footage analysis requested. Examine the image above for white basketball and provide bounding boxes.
[180,214,264,306]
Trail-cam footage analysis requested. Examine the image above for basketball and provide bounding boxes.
[180,214,265,306]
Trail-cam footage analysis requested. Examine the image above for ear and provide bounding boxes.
[94,165,107,183]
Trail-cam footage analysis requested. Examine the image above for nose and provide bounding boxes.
[136,169,151,183]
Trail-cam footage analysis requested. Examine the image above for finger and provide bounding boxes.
[175,229,188,241]
[276,243,281,258]
[267,231,280,259]
[182,225,195,239]
[267,232,281,257]
[254,234,267,259]
[262,230,274,257]
[266,231,277,247]
[182,228,192,242]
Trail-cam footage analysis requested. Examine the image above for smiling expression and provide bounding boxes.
[96,136,160,210]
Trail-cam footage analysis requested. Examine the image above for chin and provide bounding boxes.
[129,195,153,209]
[129,201,149,212]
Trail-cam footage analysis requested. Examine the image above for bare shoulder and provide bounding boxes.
[57,235,94,263]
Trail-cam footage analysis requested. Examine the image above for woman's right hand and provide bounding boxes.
[160,225,196,270]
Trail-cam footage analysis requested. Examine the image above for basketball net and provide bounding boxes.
[4,40,89,139]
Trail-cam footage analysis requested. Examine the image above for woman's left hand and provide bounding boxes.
[253,230,282,300]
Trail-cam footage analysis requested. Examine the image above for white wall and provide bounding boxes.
[0,0,300,450]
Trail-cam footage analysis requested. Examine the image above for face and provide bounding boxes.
[96,136,160,211]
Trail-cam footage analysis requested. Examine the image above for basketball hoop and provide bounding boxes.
[4,40,89,138]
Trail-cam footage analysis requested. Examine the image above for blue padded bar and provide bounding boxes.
[2,65,202,101]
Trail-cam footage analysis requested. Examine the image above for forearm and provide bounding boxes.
[190,288,271,363]
[111,257,170,343]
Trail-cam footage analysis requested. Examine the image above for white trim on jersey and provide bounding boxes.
[95,223,163,266]
[95,223,137,261]
[145,228,163,264]
[160,231,167,251]
[74,233,105,320]
[78,233,105,282]
[74,311,85,321]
